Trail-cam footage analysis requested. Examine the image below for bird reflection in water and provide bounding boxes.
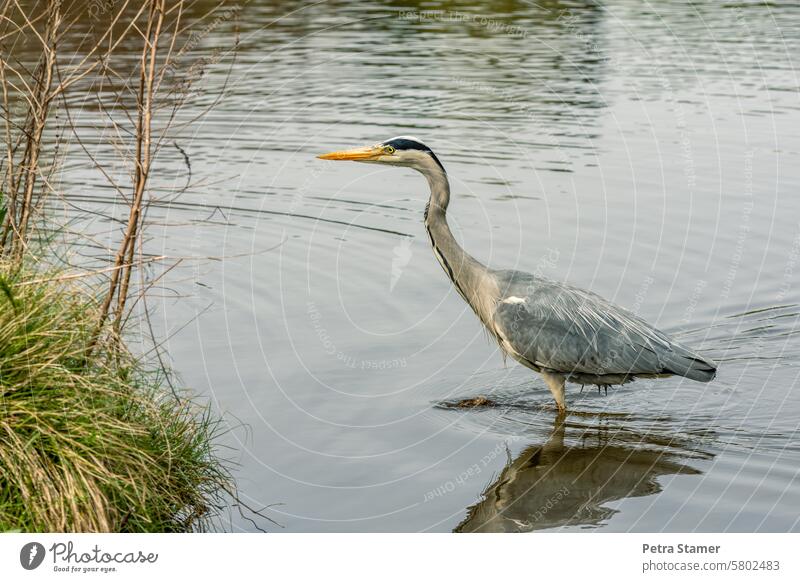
[455,416,711,532]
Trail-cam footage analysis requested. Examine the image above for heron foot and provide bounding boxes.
[541,371,567,413]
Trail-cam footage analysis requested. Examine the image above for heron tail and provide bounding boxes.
[663,346,717,383]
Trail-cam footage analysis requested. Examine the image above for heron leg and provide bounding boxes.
[541,371,567,413]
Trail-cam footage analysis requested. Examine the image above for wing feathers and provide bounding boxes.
[492,273,717,381]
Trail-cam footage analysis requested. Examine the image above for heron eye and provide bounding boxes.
[383,146,395,154]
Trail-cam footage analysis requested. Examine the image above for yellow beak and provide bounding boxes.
[317,144,383,161]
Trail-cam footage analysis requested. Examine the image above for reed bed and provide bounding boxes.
[0,263,231,532]
[0,1,243,532]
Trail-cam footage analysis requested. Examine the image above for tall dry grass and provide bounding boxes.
[0,263,231,532]
[0,0,230,337]
[0,2,250,531]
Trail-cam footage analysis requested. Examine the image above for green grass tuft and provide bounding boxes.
[0,262,231,532]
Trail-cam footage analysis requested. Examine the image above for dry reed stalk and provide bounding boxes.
[2,2,242,350]
[0,0,141,257]
[90,0,167,341]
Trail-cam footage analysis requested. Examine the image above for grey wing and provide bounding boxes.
[491,272,716,381]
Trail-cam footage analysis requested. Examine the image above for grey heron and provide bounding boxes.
[318,136,717,412]
[455,415,703,532]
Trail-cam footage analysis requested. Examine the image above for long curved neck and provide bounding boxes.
[420,162,497,320]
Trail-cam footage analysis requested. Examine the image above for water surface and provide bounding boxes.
[54,0,800,532]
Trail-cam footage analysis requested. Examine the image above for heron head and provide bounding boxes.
[317,136,446,173]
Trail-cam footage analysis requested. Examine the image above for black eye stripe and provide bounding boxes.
[381,138,446,172]
[382,138,429,152]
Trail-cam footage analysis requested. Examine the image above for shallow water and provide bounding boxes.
[53,0,800,531]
